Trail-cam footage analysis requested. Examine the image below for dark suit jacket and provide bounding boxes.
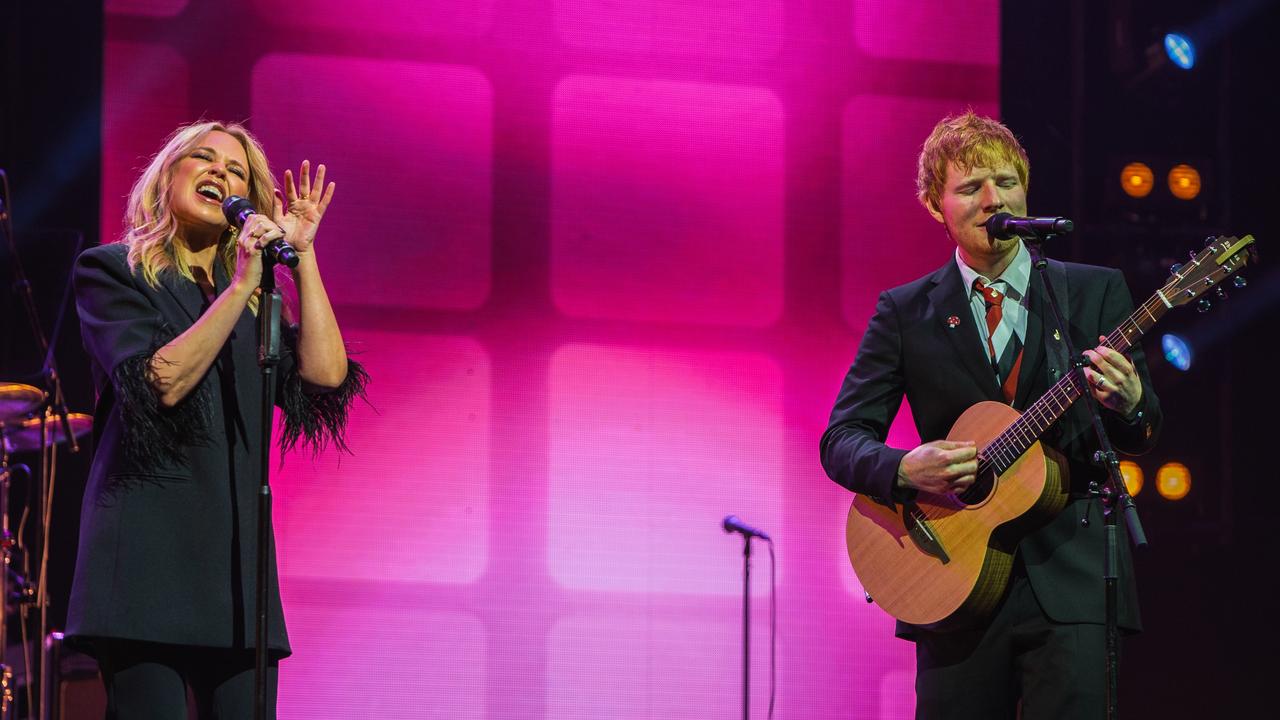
[821,254,1162,636]
[67,243,362,655]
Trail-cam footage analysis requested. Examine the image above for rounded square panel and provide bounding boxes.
[252,54,493,311]
[548,343,784,594]
[273,332,490,585]
[552,76,784,327]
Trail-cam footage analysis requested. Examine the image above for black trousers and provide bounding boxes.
[94,640,278,720]
[913,574,1113,720]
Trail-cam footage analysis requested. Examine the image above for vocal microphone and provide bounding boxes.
[722,515,771,541]
[221,195,299,268]
[985,212,1074,240]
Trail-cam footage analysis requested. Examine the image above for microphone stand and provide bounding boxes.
[739,533,752,720]
[254,256,283,720]
[1023,234,1147,720]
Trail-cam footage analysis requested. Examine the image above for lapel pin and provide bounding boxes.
[1053,329,1061,341]
[946,315,961,329]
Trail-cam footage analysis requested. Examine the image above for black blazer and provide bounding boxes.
[67,243,363,654]
[821,254,1162,634]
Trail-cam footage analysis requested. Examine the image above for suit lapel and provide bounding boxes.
[159,269,204,325]
[928,263,1002,400]
[1014,274,1045,409]
[1014,260,1069,409]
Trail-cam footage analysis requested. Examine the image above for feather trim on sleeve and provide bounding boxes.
[112,348,214,467]
[278,357,370,455]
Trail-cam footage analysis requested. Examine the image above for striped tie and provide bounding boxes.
[974,278,1023,403]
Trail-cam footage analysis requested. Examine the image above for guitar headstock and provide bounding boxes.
[1162,235,1257,308]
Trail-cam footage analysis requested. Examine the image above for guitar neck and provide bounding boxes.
[982,291,1169,473]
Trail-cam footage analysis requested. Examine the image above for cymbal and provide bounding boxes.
[0,383,44,423]
[1,413,92,454]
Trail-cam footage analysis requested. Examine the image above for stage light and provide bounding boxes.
[1161,334,1192,371]
[1119,460,1144,497]
[1164,33,1195,70]
[1167,164,1201,200]
[1155,462,1191,500]
[1120,162,1154,198]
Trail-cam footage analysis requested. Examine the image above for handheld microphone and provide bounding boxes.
[985,212,1074,240]
[221,195,299,268]
[722,515,771,541]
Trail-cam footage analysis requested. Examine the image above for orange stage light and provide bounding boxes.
[1119,460,1144,497]
[1120,162,1154,198]
[1155,462,1191,500]
[1167,164,1201,200]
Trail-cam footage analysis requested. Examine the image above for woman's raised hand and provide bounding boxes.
[274,160,336,255]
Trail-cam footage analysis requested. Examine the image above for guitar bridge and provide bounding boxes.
[904,504,950,565]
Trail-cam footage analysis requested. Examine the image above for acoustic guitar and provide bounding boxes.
[845,234,1257,629]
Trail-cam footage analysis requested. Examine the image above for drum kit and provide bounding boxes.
[0,386,89,456]
[0,382,90,719]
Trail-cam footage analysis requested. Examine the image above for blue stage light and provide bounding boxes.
[1164,33,1195,70]
[1161,334,1192,371]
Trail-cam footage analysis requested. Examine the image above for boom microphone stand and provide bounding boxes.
[1019,229,1147,720]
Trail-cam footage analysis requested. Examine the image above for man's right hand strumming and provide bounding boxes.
[897,440,978,494]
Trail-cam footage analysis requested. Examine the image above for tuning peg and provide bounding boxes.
[1189,249,1199,260]
[1170,262,1183,275]
[1233,276,1247,288]
[1216,287,1228,300]
[1205,236,1218,247]
[1197,298,1212,312]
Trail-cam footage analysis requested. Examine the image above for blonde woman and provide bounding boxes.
[68,120,366,718]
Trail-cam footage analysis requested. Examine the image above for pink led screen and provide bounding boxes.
[101,1,998,717]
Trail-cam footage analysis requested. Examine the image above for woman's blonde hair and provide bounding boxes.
[916,110,1030,212]
[120,120,277,294]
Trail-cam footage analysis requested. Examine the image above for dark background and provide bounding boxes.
[1003,0,1280,715]
[3,0,1278,716]
[1,0,103,697]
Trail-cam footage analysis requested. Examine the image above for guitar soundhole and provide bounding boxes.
[957,466,997,506]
